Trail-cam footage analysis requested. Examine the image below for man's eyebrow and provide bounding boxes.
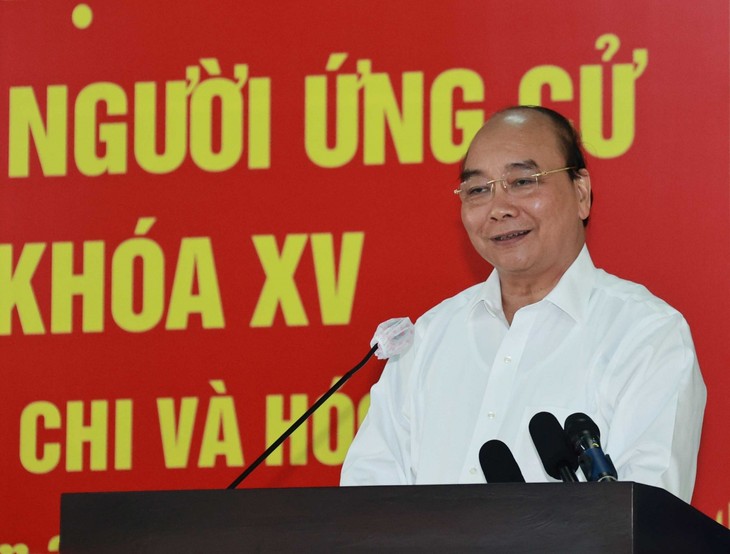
[459,168,483,181]
[460,159,540,181]
[506,159,540,171]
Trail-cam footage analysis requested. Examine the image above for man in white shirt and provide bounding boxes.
[340,106,706,503]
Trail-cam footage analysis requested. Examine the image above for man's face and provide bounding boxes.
[461,111,591,284]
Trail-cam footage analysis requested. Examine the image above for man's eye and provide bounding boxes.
[466,184,490,196]
[512,177,537,188]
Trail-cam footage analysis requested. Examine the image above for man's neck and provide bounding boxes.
[500,276,562,325]
[498,249,583,325]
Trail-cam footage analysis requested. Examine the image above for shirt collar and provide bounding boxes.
[468,245,596,324]
[542,245,595,323]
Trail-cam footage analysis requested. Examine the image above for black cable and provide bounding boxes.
[226,344,379,489]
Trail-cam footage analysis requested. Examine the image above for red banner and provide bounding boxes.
[1,1,728,550]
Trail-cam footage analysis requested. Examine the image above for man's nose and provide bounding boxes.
[488,183,519,220]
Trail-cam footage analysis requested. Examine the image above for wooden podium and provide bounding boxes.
[60,482,730,552]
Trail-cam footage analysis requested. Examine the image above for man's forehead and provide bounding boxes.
[480,109,555,136]
[466,111,562,165]
[493,110,533,126]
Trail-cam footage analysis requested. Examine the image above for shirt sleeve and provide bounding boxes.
[340,343,416,486]
[599,312,706,503]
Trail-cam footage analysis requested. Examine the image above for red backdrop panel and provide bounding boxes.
[1,1,728,550]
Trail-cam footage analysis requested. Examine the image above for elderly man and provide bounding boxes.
[340,106,706,503]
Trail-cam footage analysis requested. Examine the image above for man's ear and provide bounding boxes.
[575,168,591,220]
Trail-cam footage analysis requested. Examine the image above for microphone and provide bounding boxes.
[479,440,525,483]
[564,412,617,482]
[528,412,579,482]
[226,318,414,489]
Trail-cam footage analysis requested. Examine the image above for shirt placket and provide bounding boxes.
[459,307,537,482]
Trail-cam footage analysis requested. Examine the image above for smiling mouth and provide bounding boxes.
[492,230,530,242]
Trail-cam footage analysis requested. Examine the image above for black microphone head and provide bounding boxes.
[564,412,601,445]
[528,411,579,480]
[479,440,525,483]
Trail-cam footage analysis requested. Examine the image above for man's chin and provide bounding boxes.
[483,250,533,275]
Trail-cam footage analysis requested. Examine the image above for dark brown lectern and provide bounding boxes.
[60,482,730,552]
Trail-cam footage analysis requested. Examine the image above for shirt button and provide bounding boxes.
[504,355,512,364]
[487,411,496,419]
[469,467,477,475]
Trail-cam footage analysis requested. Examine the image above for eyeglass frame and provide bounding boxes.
[453,166,577,202]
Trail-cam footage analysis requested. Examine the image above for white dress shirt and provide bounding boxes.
[341,247,706,503]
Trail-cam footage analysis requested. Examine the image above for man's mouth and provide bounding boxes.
[492,230,530,242]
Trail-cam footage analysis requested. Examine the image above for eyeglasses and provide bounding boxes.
[453,166,575,205]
